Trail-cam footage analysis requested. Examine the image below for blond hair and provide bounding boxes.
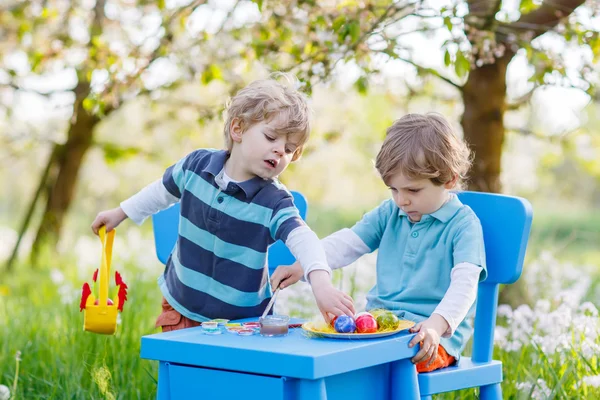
[375,113,472,188]
[223,73,310,162]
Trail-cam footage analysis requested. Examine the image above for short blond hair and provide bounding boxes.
[375,113,472,188]
[223,73,310,162]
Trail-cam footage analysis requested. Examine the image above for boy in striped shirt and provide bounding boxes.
[91,74,355,331]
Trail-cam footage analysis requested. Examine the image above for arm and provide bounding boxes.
[432,262,483,337]
[91,150,191,235]
[409,216,486,366]
[284,226,355,321]
[120,179,179,225]
[271,200,392,290]
[91,179,178,234]
[271,228,371,289]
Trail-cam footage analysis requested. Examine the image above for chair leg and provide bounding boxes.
[480,383,502,400]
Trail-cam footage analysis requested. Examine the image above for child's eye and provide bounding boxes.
[388,187,397,192]
[265,134,275,142]
[408,189,420,193]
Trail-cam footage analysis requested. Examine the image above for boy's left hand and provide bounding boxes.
[408,314,449,367]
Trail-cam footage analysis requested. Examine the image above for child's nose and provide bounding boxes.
[398,195,410,206]
[273,141,285,155]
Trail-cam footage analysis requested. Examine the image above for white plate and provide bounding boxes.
[302,320,415,340]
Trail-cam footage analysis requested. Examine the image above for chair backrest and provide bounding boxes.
[152,191,308,276]
[456,191,533,363]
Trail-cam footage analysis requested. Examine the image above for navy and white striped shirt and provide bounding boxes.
[159,149,305,321]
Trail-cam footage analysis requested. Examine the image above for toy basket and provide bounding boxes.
[80,227,128,335]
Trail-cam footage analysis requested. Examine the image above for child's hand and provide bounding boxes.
[308,270,355,323]
[270,262,304,289]
[408,314,449,367]
[91,207,127,235]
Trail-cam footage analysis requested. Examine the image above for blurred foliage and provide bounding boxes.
[1,0,599,258]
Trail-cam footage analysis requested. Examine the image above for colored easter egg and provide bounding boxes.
[355,314,378,333]
[376,312,400,330]
[334,315,356,333]
[330,315,339,327]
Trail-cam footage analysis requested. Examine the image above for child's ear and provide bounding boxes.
[444,174,458,189]
[230,118,243,143]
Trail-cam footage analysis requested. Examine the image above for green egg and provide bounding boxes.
[376,312,400,330]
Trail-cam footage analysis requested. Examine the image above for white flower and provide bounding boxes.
[579,302,598,317]
[0,385,10,400]
[517,379,551,400]
[50,268,65,285]
[534,299,551,314]
[583,375,600,388]
[497,304,513,319]
[494,325,509,348]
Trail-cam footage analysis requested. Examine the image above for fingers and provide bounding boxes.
[412,342,437,364]
[409,328,425,348]
[409,322,422,334]
[342,297,355,316]
[332,292,355,316]
[425,347,438,367]
[270,273,283,290]
[91,216,104,235]
[319,309,332,324]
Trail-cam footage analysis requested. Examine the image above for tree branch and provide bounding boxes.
[506,86,538,110]
[466,0,502,29]
[506,125,580,141]
[505,0,586,39]
[396,57,463,90]
[0,82,57,97]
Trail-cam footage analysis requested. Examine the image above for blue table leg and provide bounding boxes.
[389,359,420,400]
[480,383,502,400]
[157,362,170,400]
[297,378,327,400]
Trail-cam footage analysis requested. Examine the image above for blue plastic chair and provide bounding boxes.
[152,191,308,277]
[417,191,533,400]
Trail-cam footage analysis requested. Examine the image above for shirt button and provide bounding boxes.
[411,232,419,238]
[217,197,224,204]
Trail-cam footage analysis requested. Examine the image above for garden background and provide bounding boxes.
[1,0,600,399]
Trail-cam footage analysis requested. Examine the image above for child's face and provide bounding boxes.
[230,114,301,181]
[386,173,456,222]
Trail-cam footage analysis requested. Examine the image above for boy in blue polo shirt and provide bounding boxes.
[271,113,487,372]
[91,74,355,331]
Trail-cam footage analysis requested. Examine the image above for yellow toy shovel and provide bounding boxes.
[79,226,128,335]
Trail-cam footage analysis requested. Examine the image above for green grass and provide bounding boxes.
[0,264,160,399]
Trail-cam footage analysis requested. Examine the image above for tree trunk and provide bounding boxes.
[461,53,532,307]
[461,53,513,193]
[30,83,99,265]
[4,146,61,272]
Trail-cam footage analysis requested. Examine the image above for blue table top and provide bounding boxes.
[141,321,418,379]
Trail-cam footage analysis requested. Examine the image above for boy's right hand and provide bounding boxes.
[91,207,127,235]
[271,262,304,289]
[308,270,355,324]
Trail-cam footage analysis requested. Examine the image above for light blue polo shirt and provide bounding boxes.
[351,194,487,359]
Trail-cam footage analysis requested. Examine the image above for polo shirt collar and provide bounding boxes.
[398,193,463,223]
[205,150,228,177]
[205,150,271,198]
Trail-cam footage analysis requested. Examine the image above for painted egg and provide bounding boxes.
[334,315,356,333]
[376,312,400,330]
[330,315,339,327]
[355,314,378,333]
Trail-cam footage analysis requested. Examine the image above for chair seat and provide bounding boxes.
[418,357,502,396]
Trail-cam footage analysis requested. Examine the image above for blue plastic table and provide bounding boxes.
[141,323,421,400]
